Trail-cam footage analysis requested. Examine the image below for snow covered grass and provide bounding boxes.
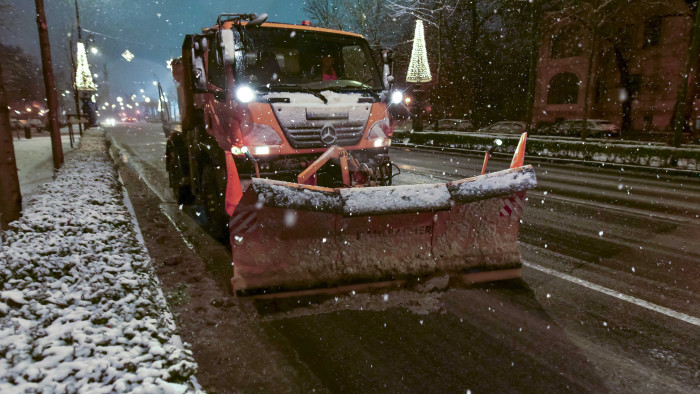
[0,130,200,392]
[14,129,81,197]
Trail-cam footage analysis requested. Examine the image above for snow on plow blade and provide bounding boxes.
[230,165,537,294]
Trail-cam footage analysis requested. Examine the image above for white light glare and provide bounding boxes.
[254,146,270,155]
[241,146,249,154]
[495,139,503,146]
[374,139,384,147]
[390,90,403,104]
[235,85,255,103]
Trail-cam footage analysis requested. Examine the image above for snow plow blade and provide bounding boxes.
[230,165,537,295]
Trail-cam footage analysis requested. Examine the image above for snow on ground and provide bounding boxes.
[13,128,81,198]
[0,130,200,392]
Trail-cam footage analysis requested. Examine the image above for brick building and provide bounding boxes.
[532,0,698,132]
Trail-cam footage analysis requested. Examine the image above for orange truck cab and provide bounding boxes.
[166,13,403,239]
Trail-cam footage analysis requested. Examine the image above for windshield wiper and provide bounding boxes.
[264,83,328,104]
[329,82,380,101]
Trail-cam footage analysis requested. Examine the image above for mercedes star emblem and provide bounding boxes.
[320,124,337,145]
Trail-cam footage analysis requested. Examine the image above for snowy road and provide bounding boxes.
[107,122,700,393]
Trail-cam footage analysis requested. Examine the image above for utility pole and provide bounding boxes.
[69,39,83,135]
[0,61,22,229]
[524,0,542,133]
[672,2,700,147]
[75,0,82,40]
[581,0,599,141]
[35,0,64,170]
[73,0,84,134]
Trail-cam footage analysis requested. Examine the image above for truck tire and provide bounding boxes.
[167,142,194,205]
[201,163,229,241]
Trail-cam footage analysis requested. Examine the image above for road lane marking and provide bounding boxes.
[522,261,700,327]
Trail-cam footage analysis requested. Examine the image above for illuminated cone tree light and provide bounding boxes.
[75,41,97,91]
[75,41,98,127]
[406,19,432,83]
[406,19,431,131]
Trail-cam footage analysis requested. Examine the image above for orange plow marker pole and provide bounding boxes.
[510,132,528,168]
[481,151,490,175]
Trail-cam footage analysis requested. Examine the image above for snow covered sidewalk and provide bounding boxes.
[0,130,200,392]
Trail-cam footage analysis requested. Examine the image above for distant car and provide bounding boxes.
[478,121,526,135]
[435,119,474,132]
[9,118,21,129]
[553,119,620,137]
[26,118,45,131]
[103,117,116,127]
[124,117,137,122]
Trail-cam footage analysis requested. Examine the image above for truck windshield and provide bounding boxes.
[234,27,383,91]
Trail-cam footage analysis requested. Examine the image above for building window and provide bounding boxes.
[551,26,584,58]
[548,72,580,104]
[643,16,662,48]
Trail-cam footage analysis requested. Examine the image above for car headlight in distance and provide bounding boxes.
[104,118,116,127]
[235,85,255,103]
[390,90,403,104]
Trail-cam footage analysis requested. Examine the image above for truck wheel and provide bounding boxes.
[201,164,229,241]
[167,145,194,205]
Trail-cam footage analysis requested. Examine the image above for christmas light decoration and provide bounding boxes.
[406,19,432,83]
[75,41,97,91]
[121,49,134,62]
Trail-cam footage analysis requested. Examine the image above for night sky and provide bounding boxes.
[3,0,308,102]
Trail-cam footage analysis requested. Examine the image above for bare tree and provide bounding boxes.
[343,0,396,47]
[303,0,344,29]
[389,0,505,125]
[0,0,22,229]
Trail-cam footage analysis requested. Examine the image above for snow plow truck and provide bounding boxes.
[164,13,537,296]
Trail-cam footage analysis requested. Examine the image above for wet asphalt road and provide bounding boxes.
[107,122,700,393]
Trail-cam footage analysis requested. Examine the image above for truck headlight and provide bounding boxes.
[235,85,255,103]
[367,119,391,139]
[254,146,270,155]
[243,123,283,146]
[390,90,403,104]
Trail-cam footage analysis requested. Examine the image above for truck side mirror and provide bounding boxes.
[220,29,236,66]
[248,13,268,27]
[190,37,208,92]
[382,49,393,64]
[382,49,394,90]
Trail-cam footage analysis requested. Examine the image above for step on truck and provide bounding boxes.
[164,13,537,296]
